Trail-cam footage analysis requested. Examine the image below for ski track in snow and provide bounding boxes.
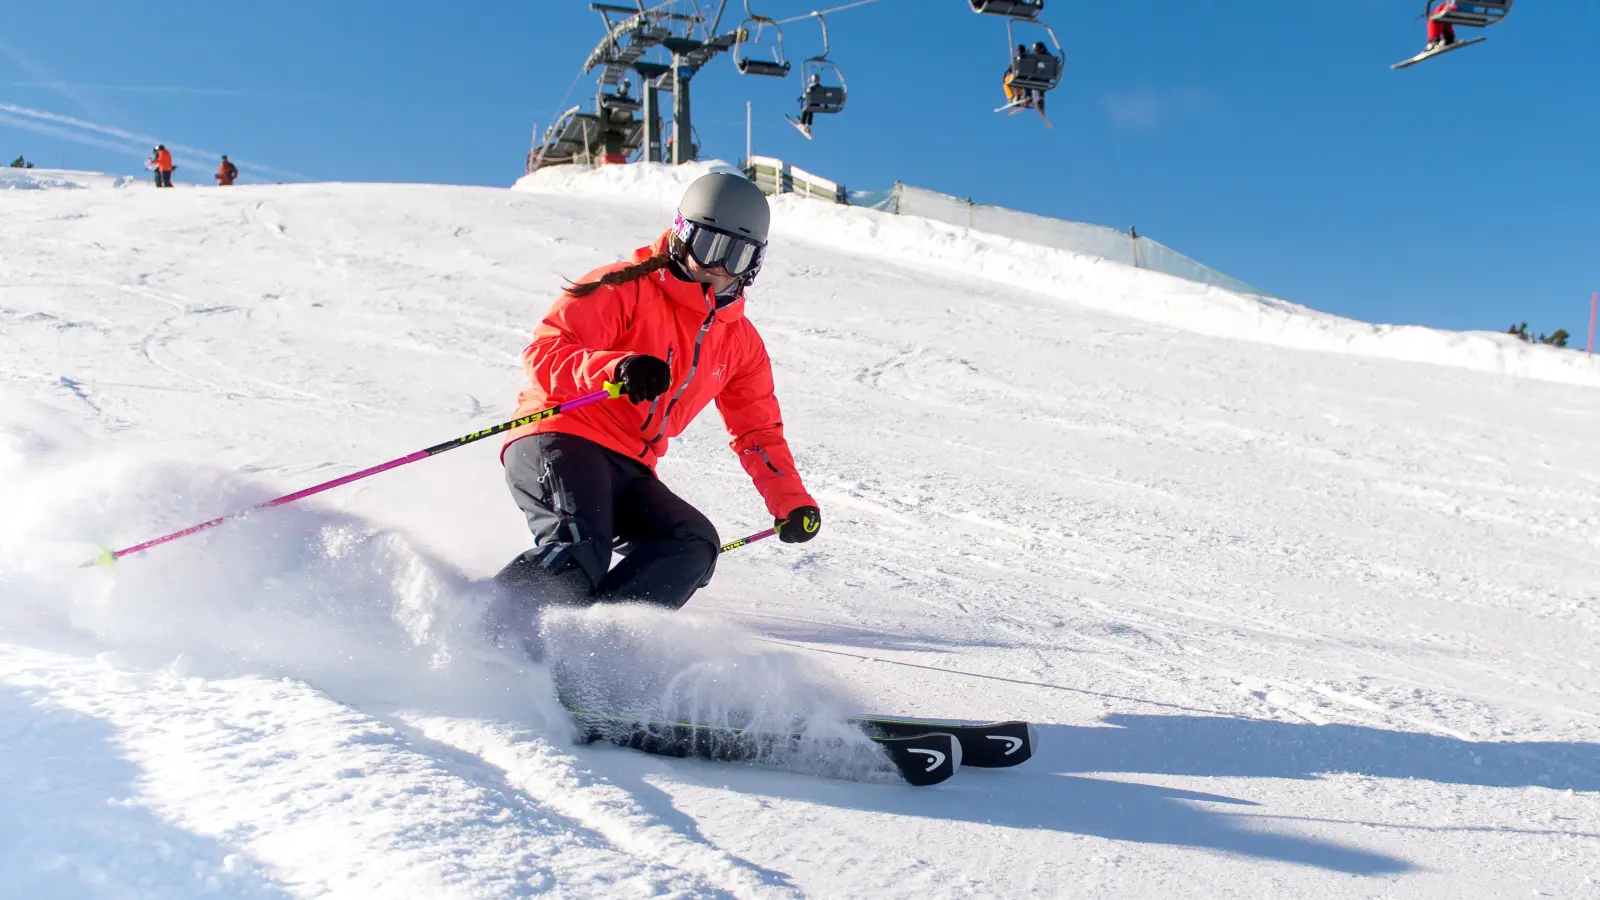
[0,165,1597,898]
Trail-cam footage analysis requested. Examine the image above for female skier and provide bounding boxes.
[489,172,821,645]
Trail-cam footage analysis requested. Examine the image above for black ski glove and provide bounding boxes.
[777,505,821,544]
[613,354,671,404]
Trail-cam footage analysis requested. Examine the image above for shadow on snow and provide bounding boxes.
[0,683,292,898]
[589,711,1600,876]
[1056,713,1600,792]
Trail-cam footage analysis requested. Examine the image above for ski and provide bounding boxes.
[850,715,1038,768]
[1391,36,1485,70]
[994,101,1052,129]
[784,115,814,140]
[567,707,961,787]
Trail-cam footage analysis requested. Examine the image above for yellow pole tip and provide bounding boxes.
[604,381,624,399]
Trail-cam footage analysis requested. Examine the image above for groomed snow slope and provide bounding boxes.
[517,163,1600,390]
[1,163,1597,899]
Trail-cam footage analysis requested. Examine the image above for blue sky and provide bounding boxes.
[3,1,1595,339]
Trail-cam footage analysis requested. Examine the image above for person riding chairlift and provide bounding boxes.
[797,73,822,135]
[1424,1,1459,53]
[1002,44,1027,109]
[1003,42,1052,113]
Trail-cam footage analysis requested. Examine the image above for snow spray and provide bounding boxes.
[539,603,901,782]
[86,383,625,567]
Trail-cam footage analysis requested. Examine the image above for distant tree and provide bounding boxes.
[1506,322,1571,348]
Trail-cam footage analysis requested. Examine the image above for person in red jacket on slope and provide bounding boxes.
[488,172,821,649]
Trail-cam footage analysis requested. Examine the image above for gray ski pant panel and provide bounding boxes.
[502,432,720,610]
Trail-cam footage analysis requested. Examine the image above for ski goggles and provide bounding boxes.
[672,214,765,278]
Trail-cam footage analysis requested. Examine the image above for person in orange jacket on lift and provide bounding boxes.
[487,172,821,657]
[215,155,238,186]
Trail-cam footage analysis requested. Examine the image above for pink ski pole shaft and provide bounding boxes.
[720,527,778,553]
[86,382,623,567]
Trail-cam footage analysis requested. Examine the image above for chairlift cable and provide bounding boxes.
[543,66,589,141]
[773,0,883,26]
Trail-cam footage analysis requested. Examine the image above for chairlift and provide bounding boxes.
[798,13,847,117]
[1392,1,1511,69]
[598,79,641,114]
[733,1,792,77]
[1428,0,1512,28]
[968,0,1044,21]
[1002,17,1063,95]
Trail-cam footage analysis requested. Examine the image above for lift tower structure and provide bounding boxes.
[532,2,742,171]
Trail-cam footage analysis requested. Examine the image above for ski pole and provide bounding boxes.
[85,382,624,568]
[720,527,777,553]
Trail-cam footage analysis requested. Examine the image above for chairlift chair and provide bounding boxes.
[734,2,792,77]
[1003,18,1063,94]
[969,0,1044,21]
[1390,0,1510,69]
[800,68,847,115]
[1428,0,1512,28]
[598,79,641,113]
[798,13,847,116]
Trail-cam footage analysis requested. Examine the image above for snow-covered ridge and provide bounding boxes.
[1,166,141,191]
[518,161,1600,389]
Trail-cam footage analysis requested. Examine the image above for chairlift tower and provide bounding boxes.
[531,3,742,171]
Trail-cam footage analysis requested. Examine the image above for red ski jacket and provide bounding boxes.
[503,232,817,520]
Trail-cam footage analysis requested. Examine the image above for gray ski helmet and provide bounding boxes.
[677,172,770,245]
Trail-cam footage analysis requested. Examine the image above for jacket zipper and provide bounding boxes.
[648,299,717,445]
[752,445,782,475]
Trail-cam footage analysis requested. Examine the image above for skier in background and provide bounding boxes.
[150,145,174,187]
[215,155,238,186]
[488,172,821,655]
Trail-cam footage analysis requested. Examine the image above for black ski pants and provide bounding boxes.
[495,432,720,611]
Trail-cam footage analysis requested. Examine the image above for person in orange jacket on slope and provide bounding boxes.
[488,172,821,649]
[215,155,238,185]
[151,145,174,188]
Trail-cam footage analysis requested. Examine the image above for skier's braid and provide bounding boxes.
[563,251,675,298]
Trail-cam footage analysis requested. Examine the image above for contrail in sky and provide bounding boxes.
[0,112,147,158]
[0,103,310,181]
